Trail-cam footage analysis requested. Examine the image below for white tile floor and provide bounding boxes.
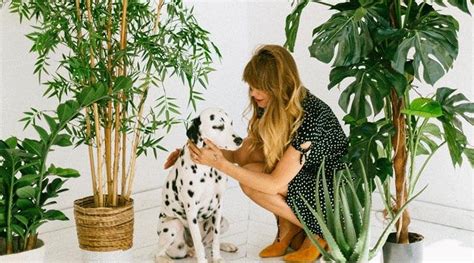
[42,183,474,262]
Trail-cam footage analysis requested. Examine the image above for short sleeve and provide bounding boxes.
[291,112,320,164]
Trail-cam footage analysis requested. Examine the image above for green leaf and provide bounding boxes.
[16,174,41,187]
[330,62,407,121]
[53,134,73,147]
[22,138,42,156]
[43,114,57,133]
[284,0,310,52]
[309,7,375,66]
[402,98,443,118]
[33,125,49,143]
[44,210,68,221]
[11,223,26,239]
[16,186,36,199]
[113,76,133,92]
[48,165,80,178]
[393,12,459,85]
[463,148,474,167]
[16,198,35,210]
[57,100,80,124]
[5,137,18,149]
[14,214,29,226]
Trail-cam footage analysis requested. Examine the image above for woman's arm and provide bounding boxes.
[189,139,305,195]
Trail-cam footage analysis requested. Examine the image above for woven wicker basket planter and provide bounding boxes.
[74,196,134,252]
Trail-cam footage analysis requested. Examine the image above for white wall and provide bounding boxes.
[1,0,472,229]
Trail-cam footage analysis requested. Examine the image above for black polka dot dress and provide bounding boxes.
[286,90,348,236]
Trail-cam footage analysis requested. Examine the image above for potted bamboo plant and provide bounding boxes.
[284,0,473,262]
[6,0,220,254]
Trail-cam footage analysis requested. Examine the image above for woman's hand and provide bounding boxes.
[163,148,181,169]
[188,139,226,169]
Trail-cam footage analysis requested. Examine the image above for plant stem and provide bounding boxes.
[86,0,103,207]
[6,164,15,254]
[105,0,113,206]
[390,88,410,244]
[119,0,129,199]
[125,0,164,200]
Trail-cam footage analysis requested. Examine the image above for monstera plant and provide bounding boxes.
[284,0,473,256]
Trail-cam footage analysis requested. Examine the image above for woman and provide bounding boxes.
[165,44,348,261]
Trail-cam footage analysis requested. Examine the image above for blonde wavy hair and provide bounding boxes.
[243,44,307,172]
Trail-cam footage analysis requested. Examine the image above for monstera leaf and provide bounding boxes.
[345,120,394,183]
[284,0,310,52]
[433,0,472,14]
[435,88,474,166]
[329,61,407,121]
[309,6,375,66]
[393,11,459,85]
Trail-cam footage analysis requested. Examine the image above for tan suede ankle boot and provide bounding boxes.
[283,236,327,262]
[259,216,302,258]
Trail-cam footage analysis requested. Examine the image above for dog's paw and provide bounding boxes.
[154,254,173,263]
[220,242,238,253]
[186,247,195,258]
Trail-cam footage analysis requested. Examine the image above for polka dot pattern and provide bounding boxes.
[286,90,348,236]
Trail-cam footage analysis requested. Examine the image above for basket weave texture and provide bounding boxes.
[74,196,134,251]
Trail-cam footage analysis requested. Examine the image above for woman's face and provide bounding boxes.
[249,87,270,108]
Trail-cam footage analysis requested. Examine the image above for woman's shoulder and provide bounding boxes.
[302,90,334,119]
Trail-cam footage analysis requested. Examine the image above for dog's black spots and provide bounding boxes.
[163,228,169,233]
[214,229,218,234]
[181,159,184,166]
[178,243,185,250]
[214,170,218,176]
[215,179,218,183]
[212,216,216,224]
[212,124,225,131]
[210,114,215,120]
[175,169,178,176]
[176,211,183,216]
[200,178,205,183]
[159,213,165,218]
[189,181,193,186]
[166,181,169,189]
[202,141,207,147]
[217,175,222,181]
[165,200,170,206]
[187,203,190,208]
[171,180,178,193]
[186,117,201,144]
[171,233,175,237]
[187,190,194,198]
[180,179,183,186]
[207,206,212,211]
[216,194,220,199]
[203,221,209,230]
[195,200,199,205]
[157,231,161,235]
[180,148,185,156]
[174,194,179,201]
[193,218,197,224]
[165,194,169,199]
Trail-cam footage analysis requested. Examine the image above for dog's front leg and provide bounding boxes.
[185,206,206,263]
[211,207,224,263]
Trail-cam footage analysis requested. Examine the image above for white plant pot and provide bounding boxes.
[0,238,46,263]
[81,249,133,263]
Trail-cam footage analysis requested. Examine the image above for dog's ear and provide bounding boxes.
[186,117,201,144]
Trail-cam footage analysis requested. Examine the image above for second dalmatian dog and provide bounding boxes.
[155,108,243,263]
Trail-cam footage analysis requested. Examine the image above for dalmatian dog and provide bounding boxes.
[155,108,243,263]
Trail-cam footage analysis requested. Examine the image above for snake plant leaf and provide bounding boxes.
[331,170,351,255]
[393,12,459,85]
[284,0,310,52]
[309,6,373,66]
[329,62,407,121]
[402,98,443,118]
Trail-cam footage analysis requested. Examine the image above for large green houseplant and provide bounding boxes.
[0,96,106,257]
[6,0,220,252]
[284,0,473,259]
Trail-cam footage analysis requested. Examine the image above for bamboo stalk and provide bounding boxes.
[105,0,114,206]
[86,0,104,207]
[113,101,122,206]
[119,0,129,199]
[76,0,99,206]
[124,0,165,199]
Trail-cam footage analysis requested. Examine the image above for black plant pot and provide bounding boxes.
[382,232,424,263]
